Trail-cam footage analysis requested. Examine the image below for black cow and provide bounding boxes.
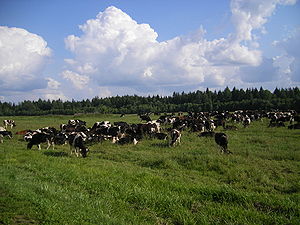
[214,132,232,154]
[53,132,68,145]
[27,133,53,150]
[0,131,12,143]
[139,114,152,122]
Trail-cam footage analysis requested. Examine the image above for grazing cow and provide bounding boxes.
[139,114,152,122]
[204,120,216,131]
[214,132,232,154]
[53,132,68,145]
[60,124,68,131]
[0,131,12,143]
[91,121,111,131]
[114,121,130,133]
[68,119,86,126]
[169,129,181,147]
[93,125,120,143]
[243,117,251,128]
[69,132,89,157]
[117,135,138,145]
[3,120,16,129]
[27,133,53,150]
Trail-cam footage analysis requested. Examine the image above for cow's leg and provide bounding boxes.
[38,144,41,150]
[46,140,51,150]
[75,148,80,157]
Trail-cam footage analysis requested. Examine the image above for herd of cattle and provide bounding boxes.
[0,110,299,158]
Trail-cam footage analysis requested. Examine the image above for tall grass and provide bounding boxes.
[0,114,299,224]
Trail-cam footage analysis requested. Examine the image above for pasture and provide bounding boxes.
[0,114,299,224]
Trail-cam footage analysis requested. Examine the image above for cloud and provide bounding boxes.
[61,70,90,89]
[273,28,300,82]
[63,6,266,94]
[46,77,61,89]
[230,0,297,42]
[0,26,51,92]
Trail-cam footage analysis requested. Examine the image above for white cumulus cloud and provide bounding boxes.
[61,70,90,89]
[63,5,268,93]
[0,26,51,92]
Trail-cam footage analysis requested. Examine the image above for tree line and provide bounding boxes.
[1,87,299,116]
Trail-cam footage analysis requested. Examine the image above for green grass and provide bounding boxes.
[1,114,299,224]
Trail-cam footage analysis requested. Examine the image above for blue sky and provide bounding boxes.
[0,0,299,102]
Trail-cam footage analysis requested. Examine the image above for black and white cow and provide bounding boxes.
[3,120,16,129]
[117,135,138,145]
[69,132,89,157]
[139,114,152,122]
[0,131,12,143]
[94,125,121,143]
[243,116,251,128]
[169,129,181,147]
[68,119,86,126]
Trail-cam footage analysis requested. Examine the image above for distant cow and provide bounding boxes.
[139,114,152,122]
[214,132,232,154]
[117,135,138,145]
[3,120,16,129]
[27,133,53,150]
[68,119,86,126]
[169,129,181,147]
[243,117,251,128]
[0,131,12,143]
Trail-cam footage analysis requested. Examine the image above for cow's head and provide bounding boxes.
[80,147,89,158]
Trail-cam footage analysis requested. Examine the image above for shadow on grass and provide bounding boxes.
[150,143,169,148]
[43,151,69,157]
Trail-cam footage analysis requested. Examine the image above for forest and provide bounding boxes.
[1,87,299,116]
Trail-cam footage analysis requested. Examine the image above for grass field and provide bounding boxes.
[0,114,299,224]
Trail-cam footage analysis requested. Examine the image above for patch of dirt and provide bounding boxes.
[12,215,37,225]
